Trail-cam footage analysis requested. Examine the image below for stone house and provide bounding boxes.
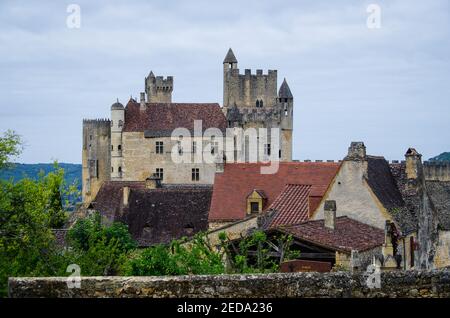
[312,142,450,270]
[89,178,212,246]
[206,161,340,245]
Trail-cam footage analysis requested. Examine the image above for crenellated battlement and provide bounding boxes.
[145,72,173,103]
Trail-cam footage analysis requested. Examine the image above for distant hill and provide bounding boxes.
[0,163,82,188]
[429,152,450,162]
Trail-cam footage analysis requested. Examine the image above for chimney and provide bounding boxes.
[140,92,146,111]
[145,174,162,189]
[345,142,366,161]
[324,200,336,230]
[405,148,423,180]
[123,186,130,206]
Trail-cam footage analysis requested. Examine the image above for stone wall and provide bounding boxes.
[8,269,450,298]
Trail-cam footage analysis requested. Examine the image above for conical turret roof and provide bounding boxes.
[278,78,293,99]
[223,48,237,64]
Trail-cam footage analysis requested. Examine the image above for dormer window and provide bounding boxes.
[246,189,267,214]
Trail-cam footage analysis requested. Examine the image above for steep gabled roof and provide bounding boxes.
[209,162,340,222]
[366,156,405,211]
[123,100,227,135]
[280,216,385,253]
[92,181,212,246]
[267,184,311,228]
[425,181,450,230]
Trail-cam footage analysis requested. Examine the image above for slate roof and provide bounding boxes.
[388,163,420,234]
[366,156,405,211]
[209,162,340,222]
[280,216,385,253]
[425,181,450,230]
[266,184,311,228]
[92,181,212,246]
[223,48,238,63]
[123,100,227,136]
[278,78,293,99]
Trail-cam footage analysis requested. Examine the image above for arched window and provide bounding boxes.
[256,100,260,108]
[260,100,263,107]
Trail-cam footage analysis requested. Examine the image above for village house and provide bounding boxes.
[88,177,211,246]
[205,161,340,245]
[312,142,450,270]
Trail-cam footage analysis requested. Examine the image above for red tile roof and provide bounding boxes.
[123,100,227,134]
[280,216,385,253]
[267,184,311,228]
[208,162,340,222]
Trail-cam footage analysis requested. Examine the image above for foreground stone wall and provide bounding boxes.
[8,269,450,298]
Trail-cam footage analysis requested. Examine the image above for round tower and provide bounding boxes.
[111,99,124,179]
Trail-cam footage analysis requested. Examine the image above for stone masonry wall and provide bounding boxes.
[8,269,450,298]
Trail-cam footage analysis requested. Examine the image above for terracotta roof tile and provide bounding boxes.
[281,216,385,253]
[267,184,311,228]
[209,162,340,222]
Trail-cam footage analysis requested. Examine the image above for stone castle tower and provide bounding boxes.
[222,48,294,161]
[145,71,173,103]
[81,119,111,203]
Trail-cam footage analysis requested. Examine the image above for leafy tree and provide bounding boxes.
[67,212,137,276]
[124,231,299,276]
[0,130,22,169]
[0,133,79,296]
[123,233,225,276]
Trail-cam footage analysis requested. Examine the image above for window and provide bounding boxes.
[89,135,92,140]
[192,168,199,181]
[250,202,260,213]
[155,168,164,180]
[111,167,114,173]
[279,149,281,158]
[211,136,218,155]
[111,145,114,151]
[156,141,164,154]
[264,144,271,156]
[192,141,197,154]
[256,100,260,108]
[410,237,415,267]
[118,145,122,151]
[118,120,123,127]
[118,166,122,173]
[260,100,263,107]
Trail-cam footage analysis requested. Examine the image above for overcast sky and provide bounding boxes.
[0,0,449,163]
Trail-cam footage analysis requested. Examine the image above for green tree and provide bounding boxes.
[67,212,137,276]
[0,130,22,169]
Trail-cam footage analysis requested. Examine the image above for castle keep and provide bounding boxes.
[82,49,294,204]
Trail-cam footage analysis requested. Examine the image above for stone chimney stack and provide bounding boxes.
[145,174,162,189]
[123,186,130,207]
[405,148,423,180]
[140,92,146,111]
[345,142,366,161]
[324,200,337,230]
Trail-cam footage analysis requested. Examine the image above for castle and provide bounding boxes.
[82,49,294,203]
